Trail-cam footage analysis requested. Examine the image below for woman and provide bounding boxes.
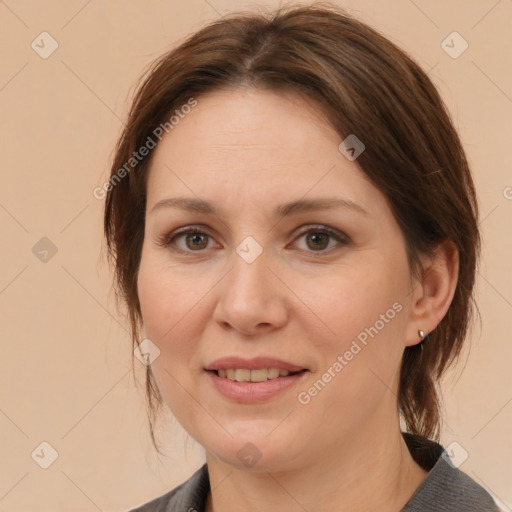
[104,4,500,511]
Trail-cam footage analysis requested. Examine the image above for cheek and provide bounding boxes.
[137,247,206,339]
[297,258,409,407]
[137,253,198,375]
[301,260,408,347]
[137,258,203,428]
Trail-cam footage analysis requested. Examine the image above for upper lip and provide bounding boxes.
[205,357,306,372]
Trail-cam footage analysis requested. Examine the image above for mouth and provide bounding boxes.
[210,368,306,382]
[204,357,309,402]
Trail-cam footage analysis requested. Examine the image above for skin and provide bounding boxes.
[137,87,459,511]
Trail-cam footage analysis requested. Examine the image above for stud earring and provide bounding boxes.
[418,329,426,340]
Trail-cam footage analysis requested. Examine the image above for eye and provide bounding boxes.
[158,226,217,254]
[292,225,349,253]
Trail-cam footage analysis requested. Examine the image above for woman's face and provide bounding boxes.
[138,87,421,472]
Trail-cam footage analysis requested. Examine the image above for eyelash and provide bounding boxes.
[158,224,350,256]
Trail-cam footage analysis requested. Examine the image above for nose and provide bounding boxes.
[212,246,289,336]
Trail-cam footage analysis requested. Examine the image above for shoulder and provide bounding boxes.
[402,433,500,512]
[127,463,210,512]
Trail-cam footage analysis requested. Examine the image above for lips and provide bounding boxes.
[205,357,308,402]
[206,370,307,402]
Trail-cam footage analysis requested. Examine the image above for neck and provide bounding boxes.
[204,424,427,512]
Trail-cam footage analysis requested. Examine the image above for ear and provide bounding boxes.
[405,239,459,347]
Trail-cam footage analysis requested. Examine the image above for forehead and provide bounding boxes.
[145,87,385,218]
[150,87,339,170]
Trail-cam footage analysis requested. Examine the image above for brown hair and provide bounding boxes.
[104,3,480,452]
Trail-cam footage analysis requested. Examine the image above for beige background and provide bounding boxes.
[0,0,511,510]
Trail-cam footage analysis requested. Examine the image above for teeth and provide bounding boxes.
[216,367,295,382]
[267,368,280,379]
[235,369,251,382]
[250,369,268,382]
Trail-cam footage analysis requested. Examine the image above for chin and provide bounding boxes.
[201,424,306,473]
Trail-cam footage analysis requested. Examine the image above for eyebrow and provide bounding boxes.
[150,196,368,217]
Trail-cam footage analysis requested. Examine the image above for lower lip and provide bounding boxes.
[206,370,308,403]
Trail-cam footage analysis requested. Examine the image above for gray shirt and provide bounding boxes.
[129,434,500,511]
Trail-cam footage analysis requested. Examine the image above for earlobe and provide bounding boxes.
[405,239,459,347]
